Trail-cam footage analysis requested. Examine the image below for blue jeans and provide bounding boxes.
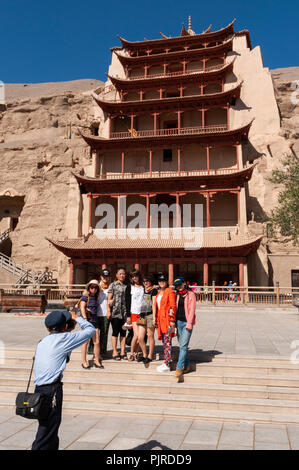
[176,320,193,371]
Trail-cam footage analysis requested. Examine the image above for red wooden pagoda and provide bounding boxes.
[49,19,262,286]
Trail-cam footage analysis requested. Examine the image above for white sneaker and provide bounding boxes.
[156,363,170,373]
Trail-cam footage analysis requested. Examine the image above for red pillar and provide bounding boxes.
[177,111,181,133]
[93,150,98,177]
[108,116,111,138]
[226,105,230,130]
[177,148,181,175]
[130,115,135,134]
[135,263,140,270]
[153,113,157,135]
[168,263,174,286]
[206,193,211,227]
[121,151,125,178]
[88,194,92,229]
[237,191,241,225]
[149,149,152,176]
[206,146,210,174]
[69,259,74,286]
[175,193,181,227]
[239,263,244,287]
[201,108,205,128]
[203,262,209,286]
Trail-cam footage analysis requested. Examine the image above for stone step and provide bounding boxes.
[3,396,299,425]
[6,349,293,366]
[2,364,299,388]
[4,383,299,415]
[3,356,299,378]
[2,375,299,401]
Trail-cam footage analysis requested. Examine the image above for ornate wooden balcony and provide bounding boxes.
[110,124,227,140]
[128,63,225,81]
[98,167,240,180]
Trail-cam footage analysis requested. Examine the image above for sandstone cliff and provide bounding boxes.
[0,69,298,285]
[0,79,103,283]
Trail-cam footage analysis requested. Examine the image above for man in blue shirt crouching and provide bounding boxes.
[31,309,95,450]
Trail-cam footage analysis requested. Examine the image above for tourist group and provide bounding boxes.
[78,268,197,380]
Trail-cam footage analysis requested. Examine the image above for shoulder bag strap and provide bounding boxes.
[26,340,42,393]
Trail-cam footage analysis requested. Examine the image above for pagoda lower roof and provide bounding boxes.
[47,231,262,260]
[79,121,253,151]
[107,58,235,91]
[117,20,236,52]
[73,165,255,195]
[115,37,234,67]
[93,82,242,115]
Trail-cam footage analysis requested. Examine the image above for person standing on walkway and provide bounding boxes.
[154,273,177,373]
[107,267,127,360]
[137,274,157,364]
[97,269,111,357]
[80,280,103,369]
[125,270,144,362]
[31,310,95,450]
[173,277,197,382]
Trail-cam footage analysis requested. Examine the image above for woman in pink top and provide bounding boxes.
[173,277,197,382]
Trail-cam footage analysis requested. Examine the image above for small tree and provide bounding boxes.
[267,153,299,245]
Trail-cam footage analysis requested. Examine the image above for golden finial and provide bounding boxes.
[188,16,192,31]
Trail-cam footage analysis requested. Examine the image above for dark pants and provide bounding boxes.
[87,316,110,355]
[31,381,63,451]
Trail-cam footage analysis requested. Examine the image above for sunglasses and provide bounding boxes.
[89,285,98,289]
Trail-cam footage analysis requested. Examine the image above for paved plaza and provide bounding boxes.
[1,304,299,450]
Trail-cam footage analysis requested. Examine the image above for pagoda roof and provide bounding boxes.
[79,121,253,152]
[47,230,262,260]
[117,20,236,51]
[114,37,235,67]
[107,58,236,91]
[92,82,242,115]
[73,165,256,195]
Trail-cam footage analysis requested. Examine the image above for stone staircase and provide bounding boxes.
[1,349,299,424]
[0,252,52,285]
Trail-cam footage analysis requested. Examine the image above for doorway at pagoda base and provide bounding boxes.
[210,263,239,286]
[177,262,203,285]
[147,262,168,284]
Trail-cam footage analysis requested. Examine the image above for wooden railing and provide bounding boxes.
[110,124,227,140]
[0,284,298,307]
[99,167,239,180]
[128,63,226,81]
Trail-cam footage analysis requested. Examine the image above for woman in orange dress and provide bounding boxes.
[153,273,177,373]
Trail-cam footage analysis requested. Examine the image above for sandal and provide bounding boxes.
[128,354,135,362]
[120,354,127,360]
[112,354,121,361]
[81,363,91,369]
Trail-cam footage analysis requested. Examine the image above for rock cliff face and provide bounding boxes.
[245,67,299,285]
[0,68,298,285]
[0,80,103,283]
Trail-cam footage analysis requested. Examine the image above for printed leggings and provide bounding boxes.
[162,333,172,366]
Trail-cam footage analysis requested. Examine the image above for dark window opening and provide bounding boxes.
[163,149,173,162]
[165,90,180,98]
[292,270,299,288]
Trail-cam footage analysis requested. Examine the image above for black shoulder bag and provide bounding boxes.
[15,346,55,420]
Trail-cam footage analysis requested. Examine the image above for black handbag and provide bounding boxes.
[15,345,55,420]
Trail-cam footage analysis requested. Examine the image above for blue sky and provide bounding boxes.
[1,0,298,84]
